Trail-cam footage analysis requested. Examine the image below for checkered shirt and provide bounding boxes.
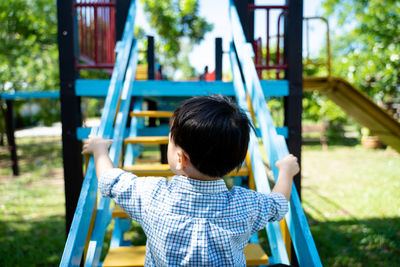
[99,168,289,266]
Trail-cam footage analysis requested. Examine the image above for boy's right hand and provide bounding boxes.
[275,154,300,178]
[82,135,113,155]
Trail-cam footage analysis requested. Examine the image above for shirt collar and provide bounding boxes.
[172,175,228,193]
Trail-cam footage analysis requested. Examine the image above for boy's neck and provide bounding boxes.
[178,165,220,181]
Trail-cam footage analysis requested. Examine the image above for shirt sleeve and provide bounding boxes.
[251,192,289,233]
[98,168,165,222]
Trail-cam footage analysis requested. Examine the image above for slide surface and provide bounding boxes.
[304,76,400,153]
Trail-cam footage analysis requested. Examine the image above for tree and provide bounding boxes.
[0,0,60,126]
[140,0,213,78]
[0,0,59,93]
[322,0,400,103]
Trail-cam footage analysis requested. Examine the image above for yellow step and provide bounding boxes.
[122,164,249,177]
[130,111,173,118]
[124,136,169,145]
[102,243,268,266]
[112,205,130,218]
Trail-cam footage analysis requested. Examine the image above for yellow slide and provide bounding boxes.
[304,76,400,153]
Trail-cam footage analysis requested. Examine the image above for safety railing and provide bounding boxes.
[230,1,322,266]
[74,0,116,69]
[60,1,137,266]
[248,4,288,79]
[229,44,290,265]
[303,16,331,77]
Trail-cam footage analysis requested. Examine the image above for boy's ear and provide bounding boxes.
[176,150,190,170]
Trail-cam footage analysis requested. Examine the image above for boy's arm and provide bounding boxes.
[272,154,299,200]
[82,135,114,178]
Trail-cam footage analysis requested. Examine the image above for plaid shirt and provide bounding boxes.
[99,168,288,266]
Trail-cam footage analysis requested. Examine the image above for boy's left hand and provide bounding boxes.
[82,135,113,155]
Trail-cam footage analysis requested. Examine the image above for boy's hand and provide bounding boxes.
[275,154,300,178]
[82,135,113,155]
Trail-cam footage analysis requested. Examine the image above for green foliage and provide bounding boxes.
[140,0,213,77]
[322,0,400,103]
[0,0,59,92]
[0,0,60,126]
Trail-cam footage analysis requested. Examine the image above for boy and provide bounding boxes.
[82,95,299,266]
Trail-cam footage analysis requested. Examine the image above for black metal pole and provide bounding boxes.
[284,0,303,265]
[215,38,223,81]
[147,35,157,127]
[4,100,19,176]
[145,35,167,163]
[284,0,303,198]
[116,0,132,41]
[57,0,84,234]
[233,0,254,43]
[0,102,4,146]
[147,35,155,80]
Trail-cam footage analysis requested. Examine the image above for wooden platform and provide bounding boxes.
[102,243,268,266]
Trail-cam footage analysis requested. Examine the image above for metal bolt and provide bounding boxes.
[63,31,68,36]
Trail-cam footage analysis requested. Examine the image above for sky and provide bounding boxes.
[136,0,326,76]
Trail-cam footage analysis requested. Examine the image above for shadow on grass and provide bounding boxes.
[0,137,62,176]
[303,137,360,148]
[310,216,400,266]
[0,215,65,266]
[258,213,400,266]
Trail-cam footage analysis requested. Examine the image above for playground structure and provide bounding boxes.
[0,0,398,266]
[58,0,323,266]
[301,17,400,152]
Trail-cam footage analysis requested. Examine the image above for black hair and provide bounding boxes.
[170,95,252,177]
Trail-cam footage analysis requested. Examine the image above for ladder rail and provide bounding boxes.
[229,43,290,265]
[229,1,322,266]
[84,40,139,266]
[59,1,137,266]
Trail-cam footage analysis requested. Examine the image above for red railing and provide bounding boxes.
[74,0,116,69]
[248,5,288,79]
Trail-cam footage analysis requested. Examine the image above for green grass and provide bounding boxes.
[302,145,400,266]
[0,137,399,266]
[0,136,65,266]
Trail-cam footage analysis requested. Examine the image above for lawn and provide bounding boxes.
[0,137,399,266]
[302,145,400,266]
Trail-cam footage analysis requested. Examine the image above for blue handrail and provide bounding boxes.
[59,1,137,266]
[229,1,322,266]
[84,39,139,266]
[229,44,290,265]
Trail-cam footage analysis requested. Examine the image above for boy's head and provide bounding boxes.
[169,95,252,178]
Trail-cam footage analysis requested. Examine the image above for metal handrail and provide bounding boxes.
[74,0,116,69]
[248,4,289,79]
[303,16,331,77]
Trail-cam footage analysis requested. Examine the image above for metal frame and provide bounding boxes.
[0,92,60,176]
[75,79,289,97]
[74,0,116,69]
[303,17,331,77]
[57,0,84,234]
[248,4,289,76]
